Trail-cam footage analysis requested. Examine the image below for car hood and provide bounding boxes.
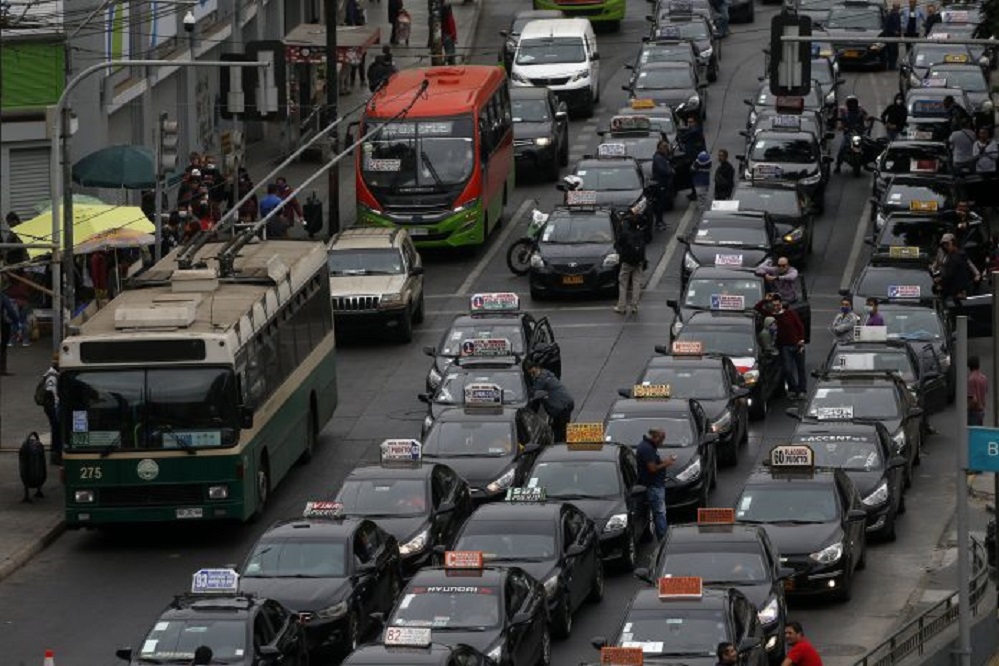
[592,189,643,208]
[239,577,350,613]
[514,121,553,141]
[550,497,624,530]
[539,242,615,262]
[759,521,844,557]
[688,243,769,268]
[359,516,428,545]
[401,627,504,653]
[842,470,884,498]
[423,455,514,488]
[706,581,772,608]
[329,275,402,297]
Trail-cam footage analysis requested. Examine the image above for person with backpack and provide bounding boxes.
[35,353,61,465]
[614,208,648,315]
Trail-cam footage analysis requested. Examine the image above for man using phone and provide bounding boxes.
[636,428,678,540]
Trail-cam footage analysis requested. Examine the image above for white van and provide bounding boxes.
[509,18,600,116]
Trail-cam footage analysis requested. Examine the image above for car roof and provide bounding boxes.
[640,61,695,70]
[331,227,406,249]
[434,406,522,422]
[609,397,695,417]
[577,157,640,168]
[752,130,817,142]
[814,373,901,387]
[519,17,592,38]
[470,501,565,521]
[263,516,362,538]
[907,87,966,99]
[886,173,955,186]
[830,340,910,353]
[628,586,731,611]
[165,594,258,617]
[698,210,767,224]
[449,313,527,327]
[347,464,437,481]
[535,442,625,462]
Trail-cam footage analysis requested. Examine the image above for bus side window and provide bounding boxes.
[479,117,492,157]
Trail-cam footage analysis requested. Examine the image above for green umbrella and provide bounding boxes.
[72,145,160,189]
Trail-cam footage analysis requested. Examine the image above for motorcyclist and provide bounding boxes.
[835,96,871,173]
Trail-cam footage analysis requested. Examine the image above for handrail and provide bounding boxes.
[852,536,993,666]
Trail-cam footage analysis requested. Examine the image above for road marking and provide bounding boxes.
[840,197,872,293]
[648,202,696,290]
[456,198,534,296]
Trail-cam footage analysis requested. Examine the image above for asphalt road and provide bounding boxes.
[0,1,993,665]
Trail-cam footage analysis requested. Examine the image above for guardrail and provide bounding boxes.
[852,536,993,666]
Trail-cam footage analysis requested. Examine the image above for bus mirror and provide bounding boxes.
[240,406,254,429]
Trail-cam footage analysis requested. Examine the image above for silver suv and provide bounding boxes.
[327,227,425,342]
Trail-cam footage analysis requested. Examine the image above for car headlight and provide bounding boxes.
[487,644,503,662]
[684,251,700,271]
[400,528,430,556]
[939,353,951,370]
[782,227,805,243]
[687,95,701,109]
[801,171,822,185]
[543,573,559,599]
[743,367,760,386]
[570,70,589,82]
[809,541,843,564]
[758,596,780,625]
[315,600,349,620]
[379,292,404,307]
[749,110,758,125]
[711,410,732,433]
[676,456,702,482]
[909,73,920,87]
[604,513,629,532]
[487,467,517,493]
[871,42,885,51]
[862,480,889,507]
[530,253,545,269]
[428,366,442,388]
[892,429,906,455]
[603,252,620,268]
[700,47,713,58]
[535,137,552,147]
[511,71,530,84]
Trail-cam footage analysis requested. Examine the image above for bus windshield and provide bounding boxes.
[361,117,475,191]
[61,367,240,450]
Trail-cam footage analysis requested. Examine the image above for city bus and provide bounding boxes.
[531,0,625,28]
[355,65,514,248]
[60,240,337,527]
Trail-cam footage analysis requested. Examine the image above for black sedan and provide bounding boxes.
[528,206,620,300]
[878,302,955,399]
[335,461,475,575]
[568,156,649,217]
[903,86,972,142]
[637,353,750,466]
[624,61,707,122]
[239,514,401,657]
[451,500,603,638]
[511,86,569,181]
[745,108,830,151]
[845,263,937,310]
[738,129,831,210]
[596,122,662,181]
[642,521,790,660]
[791,421,907,540]
[499,9,563,71]
[872,174,962,231]
[419,358,530,435]
[603,394,718,513]
[736,463,868,602]
[869,212,957,267]
[871,141,950,200]
[526,442,651,570]
[899,43,976,95]
[386,564,550,666]
[679,210,776,286]
[422,404,552,504]
[668,266,767,338]
[731,181,816,257]
[824,0,887,70]
[652,16,720,82]
[629,39,706,87]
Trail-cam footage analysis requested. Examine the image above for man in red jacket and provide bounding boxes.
[757,294,807,400]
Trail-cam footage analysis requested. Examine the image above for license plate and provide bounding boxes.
[176,508,203,519]
[914,131,933,140]
[562,275,585,285]
[408,227,430,236]
[784,578,795,591]
[843,50,861,58]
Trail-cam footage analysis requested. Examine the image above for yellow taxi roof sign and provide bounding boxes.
[943,53,969,62]
[909,200,939,212]
[658,576,703,599]
[566,422,605,443]
[697,507,736,525]
[601,647,645,665]
[630,98,657,110]
[632,384,671,399]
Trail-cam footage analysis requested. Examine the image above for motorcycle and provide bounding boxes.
[506,207,548,275]
[843,120,886,177]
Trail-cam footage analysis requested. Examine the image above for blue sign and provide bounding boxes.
[191,568,239,594]
[968,427,999,472]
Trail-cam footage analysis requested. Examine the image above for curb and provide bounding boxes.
[0,514,66,582]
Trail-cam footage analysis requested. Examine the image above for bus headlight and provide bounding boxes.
[400,528,430,556]
[74,490,95,503]
[208,485,229,500]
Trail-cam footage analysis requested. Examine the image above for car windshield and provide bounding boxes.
[61,367,239,451]
[750,138,818,163]
[434,370,525,405]
[659,551,769,583]
[733,188,801,216]
[529,461,622,498]
[807,386,901,420]
[512,98,551,123]
[140,620,246,663]
[857,268,935,300]
[618,609,727,656]
[640,368,728,400]
[605,417,694,447]
[927,68,987,90]
[884,183,952,206]
[803,437,885,471]
[243,538,348,577]
[881,308,943,340]
[576,164,642,190]
[423,421,516,457]
[685,278,762,310]
[516,37,586,65]
[327,248,404,275]
[541,214,615,244]
[640,45,693,64]
[693,221,769,248]
[610,136,660,162]
[737,486,840,522]
[661,21,709,39]
[829,350,915,381]
[635,67,693,89]
[879,148,946,173]
[361,117,475,190]
[913,45,969,67]
[390,587,501,629]
[826,6,882,29]
[337,479,429,517]
[439,324,526,357]
[455,521,558,560]
[676,328,756,357]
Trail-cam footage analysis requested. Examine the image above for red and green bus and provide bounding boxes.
[532,0,625,27]
[355,65,515,248]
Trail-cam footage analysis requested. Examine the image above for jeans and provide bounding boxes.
[694,186,710,212]
[779,345,807,394]
[617,262,644,309]
[716,4,729,35]
[551,405,573,443]
[647,485,668,540]
[969,410,985,426]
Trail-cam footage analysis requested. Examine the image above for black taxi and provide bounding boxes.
[731,180,816,257]
[737,121,831,211]
[344,636,496,666]
[679,210,776,286]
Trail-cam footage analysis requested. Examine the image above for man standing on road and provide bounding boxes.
[524,360,574,442]
[831,297,861,342]
[652,140,674,229]
[614,209,647,315]
[755,257,799,303]
[935,232,975,300]
[782,621,823,666]
[769,295,808,400]
[714,149,736,200]
[968,356,988,426]
[636,428,678,541]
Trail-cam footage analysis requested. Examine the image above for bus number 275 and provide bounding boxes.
[80,466,103,480]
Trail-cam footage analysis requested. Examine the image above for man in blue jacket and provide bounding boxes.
[525,360,574,443]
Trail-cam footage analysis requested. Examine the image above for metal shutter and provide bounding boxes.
[7,147,51,218]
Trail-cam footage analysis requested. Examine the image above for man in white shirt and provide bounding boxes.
[972,127,998,173]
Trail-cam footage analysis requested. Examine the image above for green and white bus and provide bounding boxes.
[60,240,337,526]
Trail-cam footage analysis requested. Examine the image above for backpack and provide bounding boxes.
[34,376,48,406]
[618,225,645,265]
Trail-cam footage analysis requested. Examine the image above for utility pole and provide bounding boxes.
[155,113,179,261]
[429,0,443,65]
[955,315,972,666]
[325,0,340,239]
[60,105,74,326]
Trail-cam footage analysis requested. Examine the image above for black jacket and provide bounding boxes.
[714,160,735,199]
[616,220,647,266]
[939,249,974,298]
[881,103,907,129]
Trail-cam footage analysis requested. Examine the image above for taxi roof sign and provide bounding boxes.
[671,340,704,355]
[566,422,605,443]
[380,439,422,462]
[853,325,888,342]
[470,292,520,313]
[711,200,740,212]
[444,550,484,569]
[610,115,652,133]
[567,442,605,451]
[506,486,547,502]
[769,444,815,468]
[566,189,598,206]
[909,200,939,212]
[630,98,657,110]
[598,143,628,158]
[191,568,239,594]
[601,647,645,666]
[464,382,504,406]
[384,626,432,648]
[772,114,802,130]
[943,53,969,63]
[697,507,736,524]
[657,576,704,599]
[303,501,344,519]
[942,9,971,22]
[632,384,671,399]
[460,338,512,357]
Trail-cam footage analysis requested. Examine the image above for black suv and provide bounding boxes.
[511,86,569,182]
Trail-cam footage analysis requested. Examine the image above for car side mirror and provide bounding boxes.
[625,63,635,70]
[116,648,133,662]
[736,154,746,162]
[811,369,823,378]
[739,130,748,137]
[666,298,679,310]
[519,442,541,456]
[744,99,754,107]
[597,129,607,136]
[838,288,851,297]
[418,393,431,404]
[556,183,567,192]
[433,544,447,556]
[889,456,908,469]
[869,196,879,206]
[678,235,690,245]
[591,637,608,650]
[631,484,647,497]
[623,84,633,92]
[654,344,669,354]
[785,407,802,420]
[921,371,941,382]
[848,509,868,522]
[258,645,281,658]
[733,387,751,399]
[555,110,568,120]
[698,83,709,90]
[423,345,436,357]
[738,637,762,653]
[646,14,655,21]
[512,612,534,625]
[240,405,254,429]
[618,387,632,398]
[704,432,720,444]
[633,566,654,584]
[410,265,425,276]
[566,544,587,557]
[909,406,924,417]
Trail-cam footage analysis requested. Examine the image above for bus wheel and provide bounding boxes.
[249,456,270,522]
[298,400,318,465]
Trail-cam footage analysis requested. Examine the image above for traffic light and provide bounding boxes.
[158,113,179,175]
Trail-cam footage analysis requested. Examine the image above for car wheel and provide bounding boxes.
[552,593,572,639]
[588,561,605,602]
[347,611,360,652]
[560,135,570,166]
[537,627,552,666]
[297,403,318,465]
[413,292,425,325]
[396,311,413,344]
[249,456,270,522]
[620,532,638,571]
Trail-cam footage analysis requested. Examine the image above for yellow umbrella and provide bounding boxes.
[73,227,156,255]
[17,205,155,259]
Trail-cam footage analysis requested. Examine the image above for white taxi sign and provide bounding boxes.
[888,245,921,259]
[506,486,546,502]
[470,292,520,312]
[710,294,745,310]
[888,285,921,299]
[303,501,344,519]
[460,338,512,357]
[566,189,598,206]
[942,9,971,23]
[711,200,740,212]
[444,550,484,569]
[921,77,949,87]
[191,568,239,594]
[769,444,815,468]
[853,325,888,342]
[598,142,628,158]
[566,422,605,443]
[657,576,703,599]
[671,340,703,355]
[753,164,784,179]
[464,382,504,406]
[380,439,422,462]
[772,114,802,130]
[384,626,432,647]
[815,405,854,420]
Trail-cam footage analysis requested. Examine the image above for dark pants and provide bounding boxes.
[45,403,62,457]
[969,410,985,426]
[0,318,10,373]
[780,345,807,394]
[550,404,574,443]
[886,43,899,69]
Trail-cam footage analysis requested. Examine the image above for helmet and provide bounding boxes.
[562,175,583,191]
[696,151,711,165]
